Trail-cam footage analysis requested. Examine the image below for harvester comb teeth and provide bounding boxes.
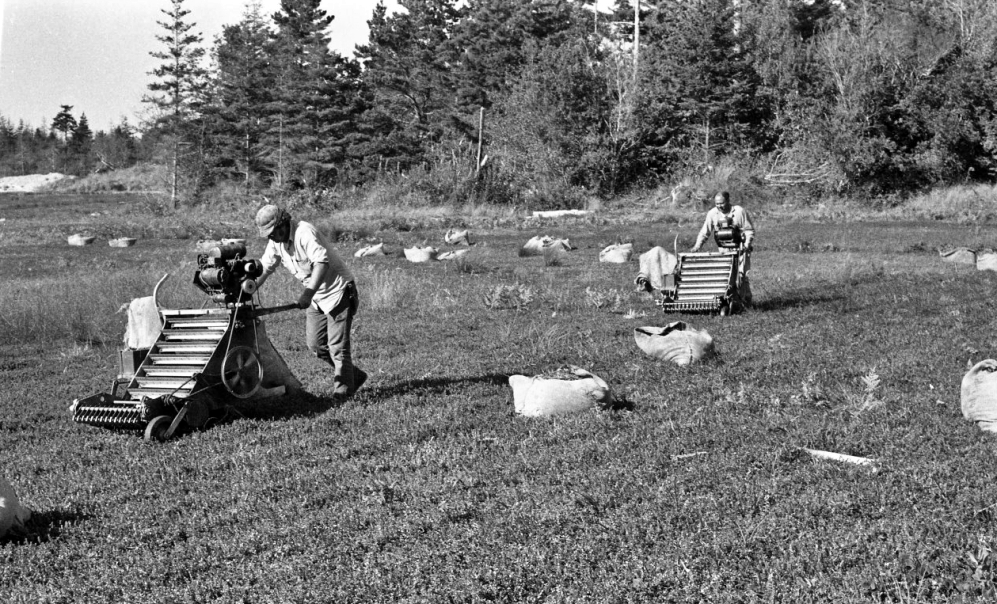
[72,404,144,429]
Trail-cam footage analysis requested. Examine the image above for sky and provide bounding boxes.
[0,0,400,132]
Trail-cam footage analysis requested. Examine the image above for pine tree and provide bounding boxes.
[450,0,578,115]
[144,0,209,206]
[70,114,94,175]
[51,105,77,144]
[266,0,365,189]
[355,0,462,172]
[206,0,274,188]
[641,0,766,169]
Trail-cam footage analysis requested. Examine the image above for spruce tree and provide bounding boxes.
[206,1,274,188]
[266,0,364,189]
[355,0,462,172]
[144,0,209,206]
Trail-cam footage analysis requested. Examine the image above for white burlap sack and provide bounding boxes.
[355,243,386,258]
[109,238,137,248]
[521,236,573,257]
[634,322,715,366]
[635,246,678,291]
[404,246,438,263]
[444,229,471,246]
[509,366,613,417]
[123,296,162,350]
[67,234,95,246]
[0,476,31,539]
[599,243,633,263]
[940,247,976,265]
[438,249,470,261]
[962,359,997,432]
[977,250,997,273]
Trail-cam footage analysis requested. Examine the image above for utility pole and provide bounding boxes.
[633,0,640,78]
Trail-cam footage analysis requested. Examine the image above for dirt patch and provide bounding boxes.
[0,173,74,193]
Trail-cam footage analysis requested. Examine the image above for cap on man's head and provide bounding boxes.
[255,204,286,237]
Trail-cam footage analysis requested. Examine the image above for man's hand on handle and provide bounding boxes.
[296,288,316,309]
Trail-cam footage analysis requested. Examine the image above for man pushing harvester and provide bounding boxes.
[253,204,366,399]
[690,191,755,306]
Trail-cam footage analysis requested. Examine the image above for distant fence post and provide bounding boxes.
[475,107,485,178]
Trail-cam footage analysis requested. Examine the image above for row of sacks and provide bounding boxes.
[68,234,138,247]
[354,243,471,262]
[511,322,713,416]
[354,229,474,261]
[939,247,997,272]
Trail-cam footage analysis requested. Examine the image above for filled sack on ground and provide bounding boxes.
[438,249,470,261]
[977,249,997,273]
[509,366,613,417]
[634,322,715,366]
[599,243,633,263]
[0,476,31,539]
[404,246,438,263]
[68,234,95,246]
[634,246,678,291]
[940,247,977,265]
[962,359,997,433]
[444,229,471,246]
[520,236,573,257]
[355,243,386,258]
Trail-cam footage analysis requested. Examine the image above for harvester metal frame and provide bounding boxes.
[657,250,743,316]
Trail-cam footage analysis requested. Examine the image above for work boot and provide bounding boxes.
[350,368,368,396]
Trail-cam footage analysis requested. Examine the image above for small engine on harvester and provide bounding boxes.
[70,243,299,441]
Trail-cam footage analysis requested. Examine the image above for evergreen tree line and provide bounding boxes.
[0,107,145,179]
[7,0,997,203]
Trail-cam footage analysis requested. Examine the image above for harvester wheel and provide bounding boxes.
[222,346,263,399]
[144,415,172,442]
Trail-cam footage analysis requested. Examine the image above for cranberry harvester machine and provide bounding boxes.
[70,243,298,441]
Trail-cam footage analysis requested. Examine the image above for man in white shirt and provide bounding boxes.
[690,191,756,305]
[254,204,366,399]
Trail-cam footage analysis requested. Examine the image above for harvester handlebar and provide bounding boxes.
[254,303,299,317]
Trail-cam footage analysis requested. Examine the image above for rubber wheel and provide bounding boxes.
[222,347,263,399]
[144,415,172,442]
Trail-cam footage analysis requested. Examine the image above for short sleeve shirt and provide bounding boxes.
[259,220,355,313]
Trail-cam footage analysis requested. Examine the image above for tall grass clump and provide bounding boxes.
[0,273,158,345]
[902,183,997,222]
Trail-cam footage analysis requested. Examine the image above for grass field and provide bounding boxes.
[3,193,997,602]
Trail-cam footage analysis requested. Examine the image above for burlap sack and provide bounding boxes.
[940,247,977,265]
[635,246,678,291]
[123,296,162,350]
[962,359,997,432]
[438,249,470,261]
[355,243,386,258]
[404,246,438,262]
[599,243,633,263]
[634,322,715,366]
[252,320,303,398]
[977,250,997,273]
[509,366,613,417]
[444,229,471,246]
[521,236,573,257]
[0,476,31,539]
[67,234,95,246]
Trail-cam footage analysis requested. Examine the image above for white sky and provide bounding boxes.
[0,0,400,132]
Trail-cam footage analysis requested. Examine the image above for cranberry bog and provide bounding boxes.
[3,194,997,602]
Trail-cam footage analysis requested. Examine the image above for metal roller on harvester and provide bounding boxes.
[70,243,300,441]
[659,221,747,316]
